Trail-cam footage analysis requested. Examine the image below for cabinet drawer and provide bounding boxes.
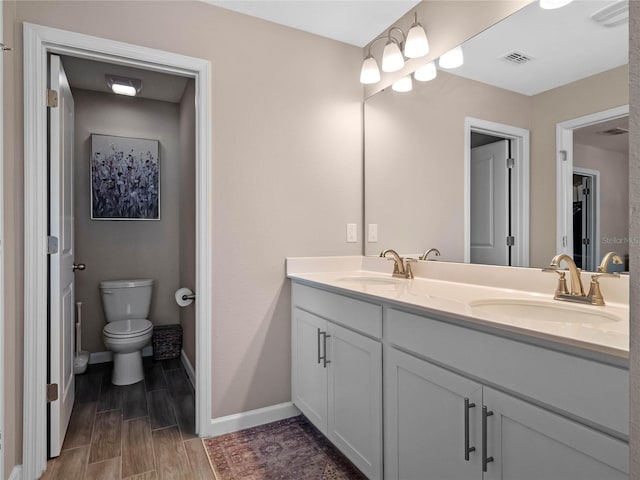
[293,282,382,339]
[387,308,629,437]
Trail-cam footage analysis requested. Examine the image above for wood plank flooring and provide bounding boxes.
[42,358,214,480]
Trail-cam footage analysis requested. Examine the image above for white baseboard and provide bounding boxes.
[180,349,196,389]
[9,465,22,480]
[208,402,300,438]
[89,346,153,365]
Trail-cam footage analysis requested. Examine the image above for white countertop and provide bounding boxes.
[287,256,629,361]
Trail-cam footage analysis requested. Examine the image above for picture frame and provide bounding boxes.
[90,134,160,220]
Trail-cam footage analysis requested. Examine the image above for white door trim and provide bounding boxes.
[555,105,629,257]
[464,117,530,267]
[23,23,213,479]
[0,2,5,476]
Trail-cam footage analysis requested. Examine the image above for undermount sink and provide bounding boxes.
[334,275,405,287]
[469,298,622,325]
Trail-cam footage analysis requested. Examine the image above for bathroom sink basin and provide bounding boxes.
[468,298,622,325]
[334,275,404,287]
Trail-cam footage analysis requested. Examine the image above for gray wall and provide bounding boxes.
[178,79,196,368]
[73,88,183,353]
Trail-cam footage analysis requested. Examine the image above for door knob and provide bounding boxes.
[72,263,86,272]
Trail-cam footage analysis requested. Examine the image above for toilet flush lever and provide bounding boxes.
[73,263,86,272]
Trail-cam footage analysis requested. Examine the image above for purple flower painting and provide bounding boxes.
[91,134,160,220]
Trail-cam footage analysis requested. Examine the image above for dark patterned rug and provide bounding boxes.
[203,415,367,479]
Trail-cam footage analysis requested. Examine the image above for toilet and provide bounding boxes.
[100,279,154,385]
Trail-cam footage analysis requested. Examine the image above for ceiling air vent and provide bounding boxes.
[500,51,534,65]
[591,0,628,27]
[597,127,629,136]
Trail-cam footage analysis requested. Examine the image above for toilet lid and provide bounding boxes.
[103,319,153,337]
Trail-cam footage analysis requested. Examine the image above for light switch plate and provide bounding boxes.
[368,224,378,242]
[346,223,357,243]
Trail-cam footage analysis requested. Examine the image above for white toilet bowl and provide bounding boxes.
[100,279,154,385]
[103,319,153,385]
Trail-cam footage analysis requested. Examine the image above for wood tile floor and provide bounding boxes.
[41,358,215,480]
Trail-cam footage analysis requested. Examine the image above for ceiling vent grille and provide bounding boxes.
[597,127,629,136]
[591,0,628,27]
[501,51,534,65]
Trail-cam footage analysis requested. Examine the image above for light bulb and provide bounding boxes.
[414,61,437,82]
[392,75,412,93]
[539,0,573,9]
[111,84,137,96]
[360,55,381,84]
[404,23,429,58]
[382,40,404,73]
[438,46,464,69]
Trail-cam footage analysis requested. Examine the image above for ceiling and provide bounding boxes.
[201,0,420,47]
[573,116,629,154]
[448,0,628,96]
[62,56,190,103]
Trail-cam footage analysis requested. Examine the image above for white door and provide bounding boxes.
[470,140,510,266]
[291,308,328,433]
[327,323,382,480]
[483,387,628,480]
[49,54,76,457]
[384,347,482,480]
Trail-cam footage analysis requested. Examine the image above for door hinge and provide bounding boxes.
[506,157,515,169]
[47,88,58,108]
[562,236,568,248]
[506,236,515,246]
[583,238,591,245]
[47,383,59,402]
[583,188,590,195]
[47,236,59,255]
[559,150,568,161]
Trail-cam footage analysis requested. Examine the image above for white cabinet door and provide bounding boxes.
[327,322,382,480]
[385,348,482,480]
[483,387,628,480]
[292,308,328,434]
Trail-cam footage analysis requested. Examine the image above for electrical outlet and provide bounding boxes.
[346,223,357,243]
[368,224,378,242]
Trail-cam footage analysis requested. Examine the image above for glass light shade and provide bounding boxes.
[360,55,381,84]
[438,46,464,69]
[539,0,573,9]
[111,83,137,96]
[404,23,429,58]
[392,75,412,93]
[382,40,405,73]
[414,61,437,82]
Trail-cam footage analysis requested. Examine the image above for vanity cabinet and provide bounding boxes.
[385,347,628,480]
[292,284,383,480]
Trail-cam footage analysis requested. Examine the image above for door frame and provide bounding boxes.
[23,23,213,479]
[464,117,530,267]
[572,167,601,271]
[555,105,628,258]
[0,2,5,476]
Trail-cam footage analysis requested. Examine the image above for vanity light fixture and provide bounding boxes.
[414,61,437,82]
[359,11,429,84]
[539,0,573,9]
[106,75,142,97]
[438,46,464,69]
[392,75,413,93]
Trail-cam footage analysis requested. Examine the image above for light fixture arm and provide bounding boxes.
[366,26,405,56]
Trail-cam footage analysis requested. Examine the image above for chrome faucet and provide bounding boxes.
[380,249,414,279]
[543,252,620,306]
[420,248,441,261]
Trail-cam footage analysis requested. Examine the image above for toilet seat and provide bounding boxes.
[103,319,153,338]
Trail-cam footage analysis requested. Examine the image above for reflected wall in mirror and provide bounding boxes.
[364,0,629,269]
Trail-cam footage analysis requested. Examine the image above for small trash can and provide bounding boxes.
[152,324,183,360]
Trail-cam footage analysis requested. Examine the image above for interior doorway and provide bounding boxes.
[572,169,600,271]
[23,23,213,480]
[464,117,530,267]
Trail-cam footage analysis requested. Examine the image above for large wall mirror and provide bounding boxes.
[364,0,629,270]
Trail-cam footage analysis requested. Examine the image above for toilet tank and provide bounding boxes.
[100,279,154,322]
